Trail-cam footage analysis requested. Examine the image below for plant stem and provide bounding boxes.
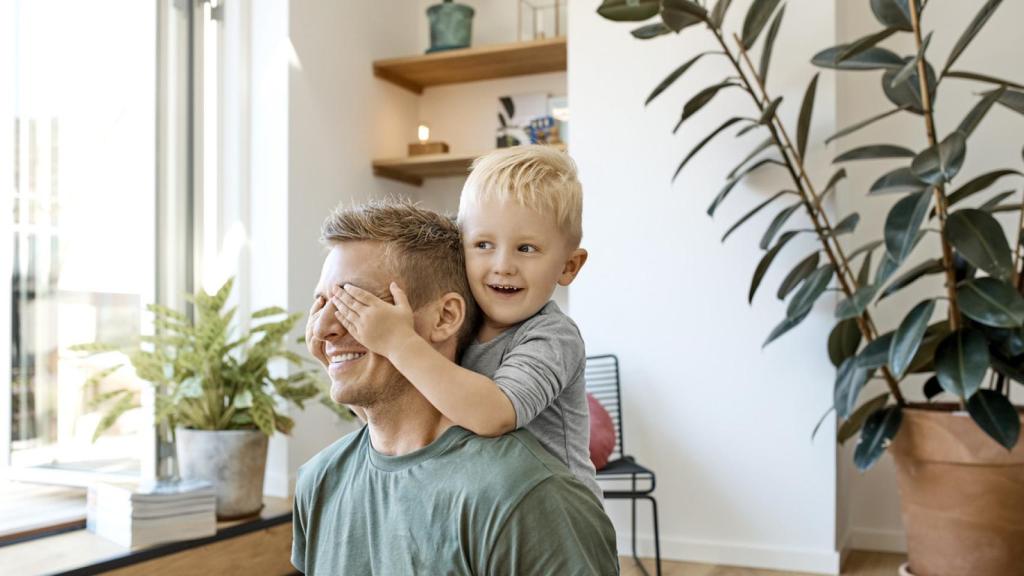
[709,27,905,404]
[909,0,961,333]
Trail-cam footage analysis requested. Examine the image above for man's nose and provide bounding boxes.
[313,296,345,341]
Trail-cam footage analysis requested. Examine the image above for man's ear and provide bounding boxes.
[427,292,466,344]
[557,248,588,286]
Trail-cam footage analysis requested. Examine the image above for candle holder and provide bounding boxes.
[408,124,450,156]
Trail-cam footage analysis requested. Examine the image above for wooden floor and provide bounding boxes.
[620,550,906,576]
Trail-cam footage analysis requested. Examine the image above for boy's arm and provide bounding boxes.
[332,283,516,436]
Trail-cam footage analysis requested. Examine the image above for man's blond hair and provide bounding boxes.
[458,145,583,248]
[320,199,479,355]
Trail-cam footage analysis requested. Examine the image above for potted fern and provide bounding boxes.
[598,0,1023,574]
[73,277,342,518]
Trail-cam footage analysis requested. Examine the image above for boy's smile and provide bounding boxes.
[461,198,587,342]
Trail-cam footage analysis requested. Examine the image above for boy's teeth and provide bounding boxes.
[330,352,366,363]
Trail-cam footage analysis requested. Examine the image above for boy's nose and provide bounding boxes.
[493,252,517,275]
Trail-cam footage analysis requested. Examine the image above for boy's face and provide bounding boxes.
[461,198,585,336]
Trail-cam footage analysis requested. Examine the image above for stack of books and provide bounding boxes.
[86,478,217,549]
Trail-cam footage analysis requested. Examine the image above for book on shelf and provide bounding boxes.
[86,478,217,549]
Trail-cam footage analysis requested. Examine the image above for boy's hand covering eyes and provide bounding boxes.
[332,282,416,357]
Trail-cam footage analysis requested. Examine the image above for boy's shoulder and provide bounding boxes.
[514,301,581,340]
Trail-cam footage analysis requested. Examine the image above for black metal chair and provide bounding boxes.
[585,354,661,576]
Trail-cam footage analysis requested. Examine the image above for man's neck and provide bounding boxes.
[363,390,453,456]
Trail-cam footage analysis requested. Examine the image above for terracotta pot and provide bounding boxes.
[889,405,1024,576]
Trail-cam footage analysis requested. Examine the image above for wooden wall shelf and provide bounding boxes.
[373,37,567,94]
[373,144,566,187]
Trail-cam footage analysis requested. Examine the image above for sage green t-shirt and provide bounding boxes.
[291,425,619,575]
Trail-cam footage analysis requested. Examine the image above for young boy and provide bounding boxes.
[331,146,600,499]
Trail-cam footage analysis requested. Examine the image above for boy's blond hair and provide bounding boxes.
[458,145,583,248]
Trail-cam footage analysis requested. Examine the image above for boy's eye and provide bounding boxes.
[518,244,538,253]
[474,241,493,249]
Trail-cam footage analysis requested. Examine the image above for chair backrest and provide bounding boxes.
[584,354,624,460]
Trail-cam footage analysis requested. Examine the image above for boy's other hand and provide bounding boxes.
[333,282,416,357]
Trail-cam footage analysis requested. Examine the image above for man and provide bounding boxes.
[294,199,619,575]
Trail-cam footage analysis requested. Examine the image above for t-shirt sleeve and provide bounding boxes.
[485,477,620,575]
[493,316,586,428]
[291,469,308,574]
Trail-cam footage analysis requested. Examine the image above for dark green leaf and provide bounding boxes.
[812,45,903,70]
[987,202,1023,214]
[836,285,880,320]
[674,117,744,181]
[979,190,1017,212]
[990,351,1024,383]
[661,0,707,32]
[839,28,898,63]
[787,264,835,319]
[596,0,660,21]
[923,376,943,400]
[958,86,1006,137]
[838,393,890,445]
[943,0,1004,77]
[709,158,784,216]
[831,213,860,237]
[631,22,674,39]
[828,317,862,367]
[763,307,812,348]
[741,0,782,49]
[820,168,849,202]
[945,169,1022,211]
[967,389,1020,450]
[994,89,1024,116]
[857,332,894,370]
[778,252,821,300]
[759,5,785,82]
[834,144,915,163]
[760,203,802,249]
[857,250,874,287]
[884,189,931,264]
[890,299,935,378]
[797,73,819,160]
[875,252,900,287]
[758,97,783,125]
[674,81,739,133]
[882,58,937,115]
[729,137,773,178]
[888,32,932,90]
[870,0,912,31]
[944,70,1024,90]
[646,52,717,106]
[879,258,944,300]
[854,405,903,471]
[722,190,791,242]
[812,405,835,442]
[710,0,734,28]
[946,209,1014,281]
[958,277,1024,328]
[735,122,763,138]
[870,166,927,195]
[827,106,907,144]
[835,356,873,419]
[749,231,799,303]
[911,131,967,185]
[935,329,989,399]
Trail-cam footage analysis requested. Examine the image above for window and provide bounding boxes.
[2,0,207,486]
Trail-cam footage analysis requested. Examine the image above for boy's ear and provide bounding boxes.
[557,248,588,286]
[427,292,467,344]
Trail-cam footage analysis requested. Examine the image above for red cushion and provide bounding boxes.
[587,392,616,470]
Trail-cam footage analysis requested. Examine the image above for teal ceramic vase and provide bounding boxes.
[427,0,474,54]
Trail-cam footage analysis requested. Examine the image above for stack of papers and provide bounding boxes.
[86,479,217,549]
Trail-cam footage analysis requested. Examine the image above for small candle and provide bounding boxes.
[418,124,430,144]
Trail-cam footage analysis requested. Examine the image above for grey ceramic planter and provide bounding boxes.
[176,428,268,519]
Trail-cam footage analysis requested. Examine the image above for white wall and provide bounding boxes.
[835,0,1024,553]
[568,1,841,573]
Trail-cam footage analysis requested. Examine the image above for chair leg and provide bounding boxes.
[644,495,661,576]
[632,496,645,574]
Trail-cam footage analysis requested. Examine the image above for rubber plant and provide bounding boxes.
[72,277,349,441]
[597,0,1023,469]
